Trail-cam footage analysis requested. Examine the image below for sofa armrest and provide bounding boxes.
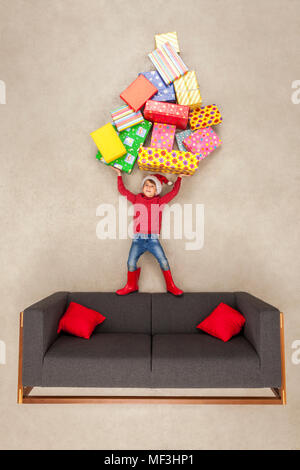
[235,292,282,386]
[22,291,69,386]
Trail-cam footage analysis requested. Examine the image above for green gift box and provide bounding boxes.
[96,120,152,173]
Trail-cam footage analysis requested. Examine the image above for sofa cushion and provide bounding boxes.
[196,302,246,342]
[42,333,151,387]
[152,293,236,334]
[57,302,106,339]
[67,293,151,334]
[151,334,261,388]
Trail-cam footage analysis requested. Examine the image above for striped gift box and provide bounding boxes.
[155,31,180,53]
[111,105,144,132]
[148,42,189,85]
[174,71,202,108]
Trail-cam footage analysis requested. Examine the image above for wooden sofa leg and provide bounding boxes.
[279,312,287,405]
[272,313,287,405]
[17,312,24,404]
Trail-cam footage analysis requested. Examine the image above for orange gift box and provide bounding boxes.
[120,75,158,112]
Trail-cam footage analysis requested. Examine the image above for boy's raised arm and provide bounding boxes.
[112,167,136,204]
[159,176,182,204]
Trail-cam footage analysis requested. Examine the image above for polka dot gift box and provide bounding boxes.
[140,71,176,103]
[183,127,222,160]
[150,123,176,152]
[144,100,189,129]
[137,146,200,175]
[189,104,222,131]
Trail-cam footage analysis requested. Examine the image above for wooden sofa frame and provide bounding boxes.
[17,312,286,405]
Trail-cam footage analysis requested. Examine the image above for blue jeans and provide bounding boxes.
[127,234,170,272]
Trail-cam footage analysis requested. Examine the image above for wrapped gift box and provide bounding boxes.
[189,104,223,131]
[183,127,222,160]
[140,71,175,102]
[155,31,180,53]
[144,100,189,129]
[120,75,158,111]
[111,104,144,132]
[175,129,192,151]
[148,42,188,85]
[150,123,176,151]
[137,146,199,175]
[90,123,126,163]
[174,71,202,108]
[96,121,152,174]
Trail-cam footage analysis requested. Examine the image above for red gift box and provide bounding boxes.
[144,100,189,129]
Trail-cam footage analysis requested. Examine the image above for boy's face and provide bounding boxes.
[143,180,157,198]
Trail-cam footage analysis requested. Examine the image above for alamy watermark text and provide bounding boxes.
[96,197,204,251]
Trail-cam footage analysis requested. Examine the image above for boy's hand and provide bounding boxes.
[112,167,122,176]
[179,173,192,178]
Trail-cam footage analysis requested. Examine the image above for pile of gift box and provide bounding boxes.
[91,32,222,176]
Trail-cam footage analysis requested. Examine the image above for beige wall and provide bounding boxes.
[0,0,299,449]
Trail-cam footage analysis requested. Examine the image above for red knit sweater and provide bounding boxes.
[117,175,182,234]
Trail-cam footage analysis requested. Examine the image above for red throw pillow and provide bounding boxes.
[196,303,245,342]
[57,302,106,339]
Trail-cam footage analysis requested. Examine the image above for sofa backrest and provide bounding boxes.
[67,292,237,335]
[151,293,236,334]
[67,292,152,334]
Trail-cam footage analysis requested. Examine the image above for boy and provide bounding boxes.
[113,167,188,296]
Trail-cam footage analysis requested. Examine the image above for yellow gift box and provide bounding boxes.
[189,104,223,131]
[174,71,202,108]
[90,123,126,163]
[155,31,180,53]
[137,146,199,175]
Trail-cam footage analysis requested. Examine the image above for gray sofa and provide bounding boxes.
[18,292,286,404]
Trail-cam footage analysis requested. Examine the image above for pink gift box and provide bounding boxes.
[150,123,176,151]
[183,127,221,159]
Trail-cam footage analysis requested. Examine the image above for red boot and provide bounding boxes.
[116,268,141,295]
[162,269,184,296]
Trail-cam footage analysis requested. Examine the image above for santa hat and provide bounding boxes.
[141,173,173,195]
